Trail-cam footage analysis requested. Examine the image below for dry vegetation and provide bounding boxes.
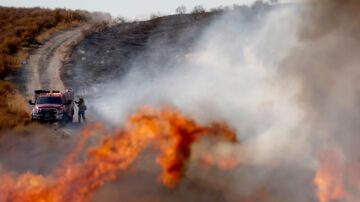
[0,82,29,129]
[0,7,92,76]
[0,7,93,131]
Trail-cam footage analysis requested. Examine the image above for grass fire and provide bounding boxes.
[1,0,360,202]
[0,107,237,202]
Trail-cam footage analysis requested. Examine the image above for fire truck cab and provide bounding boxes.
[28,89,74,123]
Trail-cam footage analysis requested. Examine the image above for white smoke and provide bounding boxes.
[91,5,309,166]
[87,5,323,201]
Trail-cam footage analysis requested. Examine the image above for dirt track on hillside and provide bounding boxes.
[0,25,93,174]
[24,25,89,99]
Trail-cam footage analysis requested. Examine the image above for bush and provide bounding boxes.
[4,37,21,54]
[114,16,127,24]
[192,5,206,14]
[175,5,187,14]
[0,81,29,130]
[39,16,58,29]
[150,12,163,20]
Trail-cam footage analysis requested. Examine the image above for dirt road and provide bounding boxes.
[25,25,89,99]
[0,26,92,173]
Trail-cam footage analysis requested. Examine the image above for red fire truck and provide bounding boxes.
[28,89,74,123]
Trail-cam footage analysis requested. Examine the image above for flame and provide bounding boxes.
[314,150,345,202]
[0,106,237,202]
[200,152,240,170]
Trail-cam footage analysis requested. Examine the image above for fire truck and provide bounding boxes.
[28,89,74,123]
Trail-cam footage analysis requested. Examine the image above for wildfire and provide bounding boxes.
[200,152,240,170]
[0,106,237,202]
[314,150,345,202]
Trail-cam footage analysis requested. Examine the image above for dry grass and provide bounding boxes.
[0,81,29,130]
[0,7,91,77]
[36,21,83,42]
[0,7,94,131]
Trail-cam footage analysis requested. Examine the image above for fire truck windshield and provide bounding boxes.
[36,96,62,104]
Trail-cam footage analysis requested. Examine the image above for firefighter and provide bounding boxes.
[75,97,87,123]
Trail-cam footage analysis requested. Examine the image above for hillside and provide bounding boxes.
[63,12,216,89]
[63,2,276,92]
[0,7,92,130]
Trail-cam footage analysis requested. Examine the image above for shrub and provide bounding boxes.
[175,5,187,14]
[192,5,206,14]
[0,81,29,130]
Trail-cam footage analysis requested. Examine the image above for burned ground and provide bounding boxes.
[63,13,217,91]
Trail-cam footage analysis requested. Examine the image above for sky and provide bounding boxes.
[0,0,272,19]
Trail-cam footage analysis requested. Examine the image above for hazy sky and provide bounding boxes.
[0,0,262,19]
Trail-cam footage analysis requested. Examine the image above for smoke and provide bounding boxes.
[92,4,305,163]
[282,0,360,148]
[86,3,316,201]
[88,1,360,201]
[280,1,360,201]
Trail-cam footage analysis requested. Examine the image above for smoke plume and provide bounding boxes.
[87,3,311,201]
[89,0,360,201]
[2,0,360,202]
[281,0,360,201]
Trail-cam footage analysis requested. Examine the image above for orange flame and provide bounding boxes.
[0,106,237,202]
[200,152,240,170]
[314,150,345,202]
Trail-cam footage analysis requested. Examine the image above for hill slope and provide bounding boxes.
[0,7,92,130]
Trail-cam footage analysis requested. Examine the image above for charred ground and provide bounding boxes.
[63,2,279,91]
[63,13,217,90]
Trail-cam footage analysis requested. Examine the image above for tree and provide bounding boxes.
[192,5,206,14]
[150,12,162,20]
[175,5,187,14]
[114,16,126,24]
